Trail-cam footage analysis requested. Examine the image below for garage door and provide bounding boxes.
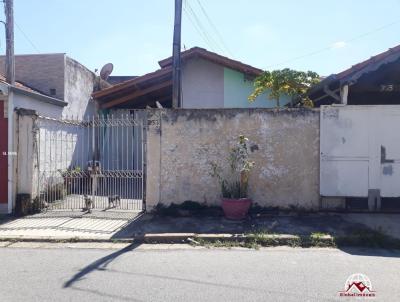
[320,105,400,197]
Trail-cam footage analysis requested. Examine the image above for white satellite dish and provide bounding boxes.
[100,63,114,80]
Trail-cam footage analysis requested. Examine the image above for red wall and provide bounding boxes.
[0,100,8,204]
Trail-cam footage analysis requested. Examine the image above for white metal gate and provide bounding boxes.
[320,105,400,198]
[36,112,145,212]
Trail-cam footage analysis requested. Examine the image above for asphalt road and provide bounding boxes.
[0,245,399,302]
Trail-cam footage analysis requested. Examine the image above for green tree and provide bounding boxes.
[248,68,320,107]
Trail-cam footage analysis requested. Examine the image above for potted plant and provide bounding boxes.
[211,135,255,220]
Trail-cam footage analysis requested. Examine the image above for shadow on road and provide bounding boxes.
[68,285,144,302]
[63,241,141,288]
[337,247,400,258]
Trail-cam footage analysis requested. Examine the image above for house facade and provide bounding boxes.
[309,44,400,211]
[0,54,104,213]
[309,44,400,106]
[0,53,101,118]
[0,77,68,213]
[93,47,290,109]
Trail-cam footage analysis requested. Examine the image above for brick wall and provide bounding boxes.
[0,54,65,100]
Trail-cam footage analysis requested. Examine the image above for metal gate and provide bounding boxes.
[36,112,145,212]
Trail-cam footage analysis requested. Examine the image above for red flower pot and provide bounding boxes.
[221,198,252,220]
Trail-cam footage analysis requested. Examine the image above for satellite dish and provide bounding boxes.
[100,63,114,80]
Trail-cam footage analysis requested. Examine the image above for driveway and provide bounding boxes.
[0,210,142,240]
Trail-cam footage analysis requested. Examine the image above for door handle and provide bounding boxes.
[381,145,394,164]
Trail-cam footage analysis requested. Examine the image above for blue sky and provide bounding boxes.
[4,0,400,76]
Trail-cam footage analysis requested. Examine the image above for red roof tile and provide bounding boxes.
[0,73,41,93]
[158,47,263,76]
[335,44,400,80]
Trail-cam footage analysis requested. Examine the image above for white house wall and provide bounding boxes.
[13,92,64,118]
[181,58,225,108]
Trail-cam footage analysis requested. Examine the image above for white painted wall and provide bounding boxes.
[13,92,64,118]
[181,58,224,108]
[320,105,400,197]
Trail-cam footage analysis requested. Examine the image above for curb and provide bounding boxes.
[0,233,335,246]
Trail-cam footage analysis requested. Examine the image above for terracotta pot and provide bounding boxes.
[221,198,252,220]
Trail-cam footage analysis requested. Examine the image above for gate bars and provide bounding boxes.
[36,113,145,212]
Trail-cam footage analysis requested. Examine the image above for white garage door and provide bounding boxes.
[320,105,400,197]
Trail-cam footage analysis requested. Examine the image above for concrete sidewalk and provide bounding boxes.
[340,213,400,239]
[0,210,142,241]
[0,211,399,244]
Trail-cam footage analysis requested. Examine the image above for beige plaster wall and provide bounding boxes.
[146,108,320,211]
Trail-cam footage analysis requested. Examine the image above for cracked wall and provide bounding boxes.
[146,108,320,210]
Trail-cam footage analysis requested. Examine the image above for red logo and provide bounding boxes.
[339,273,376,298]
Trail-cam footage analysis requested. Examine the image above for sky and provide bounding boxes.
[2,0,400,77]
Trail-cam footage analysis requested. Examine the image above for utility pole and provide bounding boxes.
[4,0,15,214]
[4,0,15,85]
[172,0,182,108]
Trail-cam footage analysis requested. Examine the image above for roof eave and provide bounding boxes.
[11,86,67,107]
[92,67,173,99]
[159,47,263,76]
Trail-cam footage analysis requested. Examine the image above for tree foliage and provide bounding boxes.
[248,68,320,107]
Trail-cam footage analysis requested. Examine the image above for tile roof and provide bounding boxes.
[92,67,172,99]
[309,44,400,98]
[335,44,400,81]
[93,47,263,101]
[158,47,263,76]
[0,73,40,93]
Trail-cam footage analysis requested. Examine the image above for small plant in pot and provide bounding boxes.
[211,135,255,220]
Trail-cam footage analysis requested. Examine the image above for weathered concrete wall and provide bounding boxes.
[146,108,320,210]
[64,57,97,119]
[15,111,37,200]
[0,54,97,120]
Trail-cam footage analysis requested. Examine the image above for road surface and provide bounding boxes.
[0,244,399,301]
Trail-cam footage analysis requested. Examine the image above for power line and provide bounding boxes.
[15,21,40,53]
[195,0,234,57]
[183,5,215,51]
[183,0,223,53]
[185,1,220,51]
[265,18,400,70]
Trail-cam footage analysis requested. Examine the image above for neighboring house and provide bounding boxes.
[0,53,102,118]
[107,75,137,85]
[0,75,67,213]
[93,47,290,109]
[309,44,400,106]
[0,54,106,213]
[311,44,400,211]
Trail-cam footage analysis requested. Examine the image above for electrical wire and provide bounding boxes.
[183,5,215,51]
[15,21,40,53]
[185,1,220,51]
[195,0,234,57]
[184,0,223,53]
[265,18,400,69]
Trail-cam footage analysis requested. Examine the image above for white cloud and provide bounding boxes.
[331,41,347,49]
